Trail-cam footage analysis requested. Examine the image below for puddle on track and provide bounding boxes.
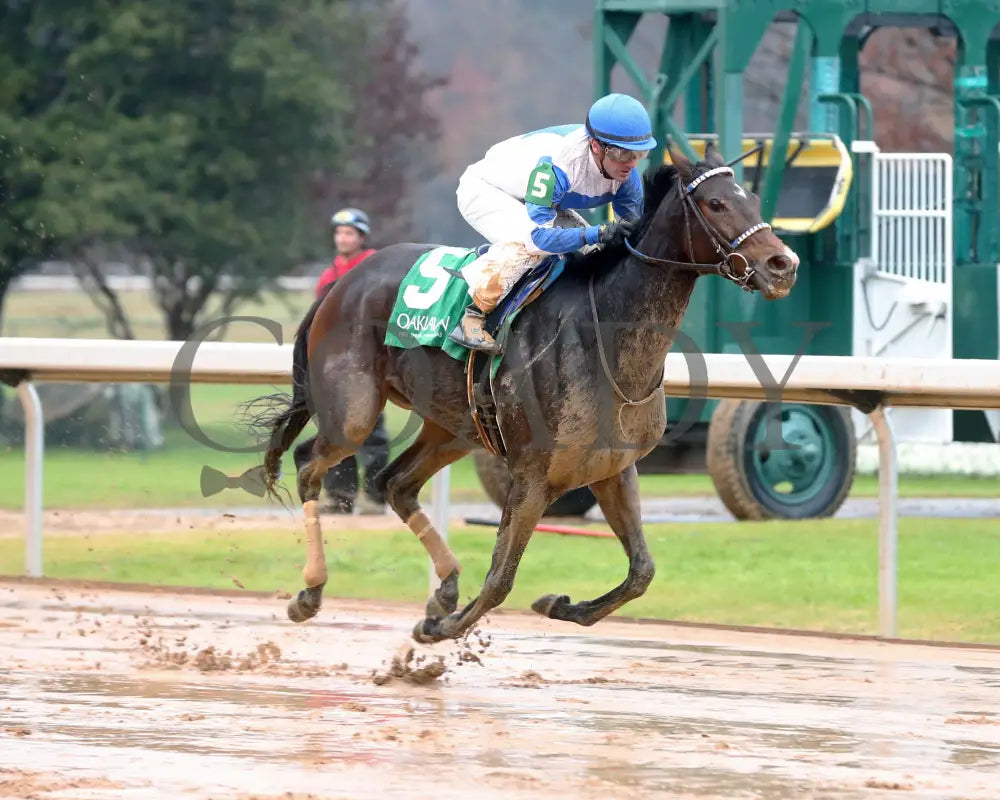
[1,581,998,799]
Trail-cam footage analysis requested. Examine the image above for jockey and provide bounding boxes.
[451,92,656,353]
[316,207,376,296]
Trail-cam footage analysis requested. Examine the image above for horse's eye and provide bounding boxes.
[708,198,724,212]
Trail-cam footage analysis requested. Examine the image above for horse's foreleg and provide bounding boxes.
[286,436,357,623]
[531,463,655,626]
[381,422,470,621]
[413,475,550,643]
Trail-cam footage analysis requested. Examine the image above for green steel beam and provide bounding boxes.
[845,93,873,139]
[651,15,711,165]
[795,1,862,56]
[839,34,861,96]
[952,45,989,266]
[713,7,741,180]
[648,29,680,170]
[712,6,771,180]
[684,61,708,133]
[817,94,858,140]
[662,27,718,111]
[819,92,863,260]
[602,25,652,98]
[759,19,812,223]
[949,9,999,435]
[594,6,700,165]
[956,95,1000,262]
[593,10,641,99]
[838,34,865,263]
[715,73,744,178]
[592,4,612,98]
[809,57,841,131]
[987,39,1000,264]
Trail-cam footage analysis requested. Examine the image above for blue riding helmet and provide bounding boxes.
[330,207,371,237]
[585,93,657,151]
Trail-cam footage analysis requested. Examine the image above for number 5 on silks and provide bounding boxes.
[402,247,469,310]
[526,162,556,206]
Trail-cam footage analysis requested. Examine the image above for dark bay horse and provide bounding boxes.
[253,146,799,643]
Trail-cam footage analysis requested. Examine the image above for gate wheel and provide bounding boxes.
[706,399,856,520]
[472,450,597,517]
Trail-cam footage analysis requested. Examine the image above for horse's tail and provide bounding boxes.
[245,284,332,501]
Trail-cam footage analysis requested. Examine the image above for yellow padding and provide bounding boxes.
[677,135,844,168]
[667,132,853,232]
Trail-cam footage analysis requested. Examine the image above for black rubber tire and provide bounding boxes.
[472,450,597,517]
[706,399,856,520]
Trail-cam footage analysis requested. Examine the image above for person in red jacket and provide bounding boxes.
[316,207,376,295]
[314,207,389,514]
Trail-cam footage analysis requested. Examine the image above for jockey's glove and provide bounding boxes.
[597,218,636,246]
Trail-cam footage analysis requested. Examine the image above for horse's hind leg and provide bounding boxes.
[531,463,655,626]
[285,433,359,623]
[292,435,315,475]
[287,386,385,623]
[379,421,470,620]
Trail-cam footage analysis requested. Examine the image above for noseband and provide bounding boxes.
[623,166,771,292]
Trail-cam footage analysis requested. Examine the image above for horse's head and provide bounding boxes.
[647,143,799,300]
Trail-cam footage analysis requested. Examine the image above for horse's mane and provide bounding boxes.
[562,161,681,279]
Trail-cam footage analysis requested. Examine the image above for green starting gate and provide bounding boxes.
[592,0,1000,519]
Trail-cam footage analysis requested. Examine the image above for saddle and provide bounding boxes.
[465,252,564,458]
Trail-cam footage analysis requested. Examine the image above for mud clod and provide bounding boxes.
[372,643,447,686]
[453,626,492,668]
[137,631,282,673]
[864,779,914,791]
[944,714,998,725]
[193,646,233,671]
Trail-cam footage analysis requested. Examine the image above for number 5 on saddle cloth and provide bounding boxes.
[384,244,566,456]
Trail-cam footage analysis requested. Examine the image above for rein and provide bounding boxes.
[588,275,664,409]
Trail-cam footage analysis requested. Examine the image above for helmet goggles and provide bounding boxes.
[600,143,649,163]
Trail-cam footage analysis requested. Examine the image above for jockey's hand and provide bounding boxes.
[597,218,636,246]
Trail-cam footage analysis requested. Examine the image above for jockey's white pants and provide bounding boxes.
[456,168,588,312]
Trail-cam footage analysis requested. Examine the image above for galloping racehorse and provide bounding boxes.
[253,146,798,643]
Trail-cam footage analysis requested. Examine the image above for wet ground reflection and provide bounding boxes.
[1,581,998,799]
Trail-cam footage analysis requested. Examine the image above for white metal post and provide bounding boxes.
[429,465,451,593]
[869,405,898,638]
[17,381,43,577]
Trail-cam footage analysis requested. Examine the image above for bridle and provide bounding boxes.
[588,151,776,410]
[623,165,771,293]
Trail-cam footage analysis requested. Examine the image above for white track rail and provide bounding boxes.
[4,337,1000,637]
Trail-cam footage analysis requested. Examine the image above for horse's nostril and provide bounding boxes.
[769,254,795,273]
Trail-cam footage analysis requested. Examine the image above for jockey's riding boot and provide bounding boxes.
[449,304,497,353]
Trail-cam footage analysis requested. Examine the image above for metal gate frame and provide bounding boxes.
[853,144,955,443]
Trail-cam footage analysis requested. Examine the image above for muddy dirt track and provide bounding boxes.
[1,580,998,800]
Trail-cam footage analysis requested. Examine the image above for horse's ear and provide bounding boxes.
[666,139,695,183]
[704,142,726,167]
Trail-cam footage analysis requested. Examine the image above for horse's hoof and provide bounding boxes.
[411,618,441,644]
[424,594,448,620]
[531,593,570,618]
[287,589,320,623]
[426,570,460,618]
